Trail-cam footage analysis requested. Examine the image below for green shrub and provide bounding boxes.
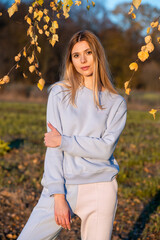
[0,139,10,156]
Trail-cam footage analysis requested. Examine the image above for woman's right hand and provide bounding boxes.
[54,194,71,230]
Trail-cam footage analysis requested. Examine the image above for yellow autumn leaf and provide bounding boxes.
[23,73,28,78]
[37,83,43,91]
[147,27,151,34]
[34,10,38,19]
[43,9,48,15]
[8,3,18,17]
[138,50,149,62]
[37,46,41,53]
[149,109,157,120]
[43,25,48,30]
[35,63,39,68]
[141,45,147,51]
[144,35,151,44]
[31,35,38,45]
[0,78,5,84]
[27,17,32,25]
[15,55,20,62]
[63,9,69,18]
[125,88,131,95]
[56,13,60,18]
[39,78,45,85]
[24,14,27,20]
[49,38,56,47]
[150,21,159,28]
[37,0,44,6]
[132,0,142,9]
[6,234,17,239]
[36,22,40,30]
[45,31,50,37]
[75,1,81,6]
[92,1,95,7]
[28,6,33,14]
[63,4,70,19]
[157,37,160,44]
[49,27,56,34]
[38,72,42,77]
[63,11,69,19]
[15,0,21,4]
[52,34,59,41]
[3,75,10,83]
[129,62,138,71]
[124,81,130,89]
[50,1,55,7]
[37,78,45,91]
[28,52,34,64]
[66,0,73,7]
[38,29,43,34]
[128,5,134,15]
[52,6,57,11]
[158,25,160,31]
[29,65,35,73]
[146,42,154,53]
[16,64,20,69]
[131,13,136,19]
[0,75,10,84]
[36,16,41,22]
[52,21,58,29]
[43,16,50,23]
[27,25,33,37]
[38,10,43,18]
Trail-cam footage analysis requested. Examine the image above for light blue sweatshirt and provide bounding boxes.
[41,82,127,196]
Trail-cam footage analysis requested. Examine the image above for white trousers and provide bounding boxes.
[17,179,118,240]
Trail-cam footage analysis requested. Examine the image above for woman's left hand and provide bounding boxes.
[44,122,62,148]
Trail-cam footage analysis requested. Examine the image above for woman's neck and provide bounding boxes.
[83,78,105,92]
[83,76,93,90]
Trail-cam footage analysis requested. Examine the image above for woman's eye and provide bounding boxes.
[87,51,92,55]
[73,54,79,58]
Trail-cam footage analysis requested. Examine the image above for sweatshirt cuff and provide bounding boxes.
[58,135,70,151]
[48,182,65,196]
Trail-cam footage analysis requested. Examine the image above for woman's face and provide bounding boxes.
[71,41,94,79]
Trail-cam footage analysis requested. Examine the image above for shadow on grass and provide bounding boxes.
[9,138,24,149]
[121,190,160,239]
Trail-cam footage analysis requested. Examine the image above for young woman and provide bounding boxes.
[17,30,127,240]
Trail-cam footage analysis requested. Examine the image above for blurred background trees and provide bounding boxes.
[0,0,160,91]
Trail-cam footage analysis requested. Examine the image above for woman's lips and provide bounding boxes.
[81,66,90,71]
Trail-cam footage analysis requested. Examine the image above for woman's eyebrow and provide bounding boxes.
[72,48,91,55]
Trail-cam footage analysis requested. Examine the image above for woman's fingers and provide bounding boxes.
[47,122,60,135]
[65,214,71,230]
[55,214,71,230]
[54,198,71,230]
[47,122,55,131]
[61,217,67,229]
[63,212,71,230]
[55,215,60,226]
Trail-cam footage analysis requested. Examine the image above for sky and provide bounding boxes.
[105,0,160,10]
[0,0,160,9]
[1,0,159,28]
[0,0,159,26]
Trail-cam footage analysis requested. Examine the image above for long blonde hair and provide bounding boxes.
[49,30,117,109]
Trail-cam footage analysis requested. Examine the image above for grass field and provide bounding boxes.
[0,101,160,240]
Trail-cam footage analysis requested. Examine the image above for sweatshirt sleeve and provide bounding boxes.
[58,98,127,160]
[44,88,65,196]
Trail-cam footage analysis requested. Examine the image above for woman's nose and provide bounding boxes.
[80,54,87,63]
